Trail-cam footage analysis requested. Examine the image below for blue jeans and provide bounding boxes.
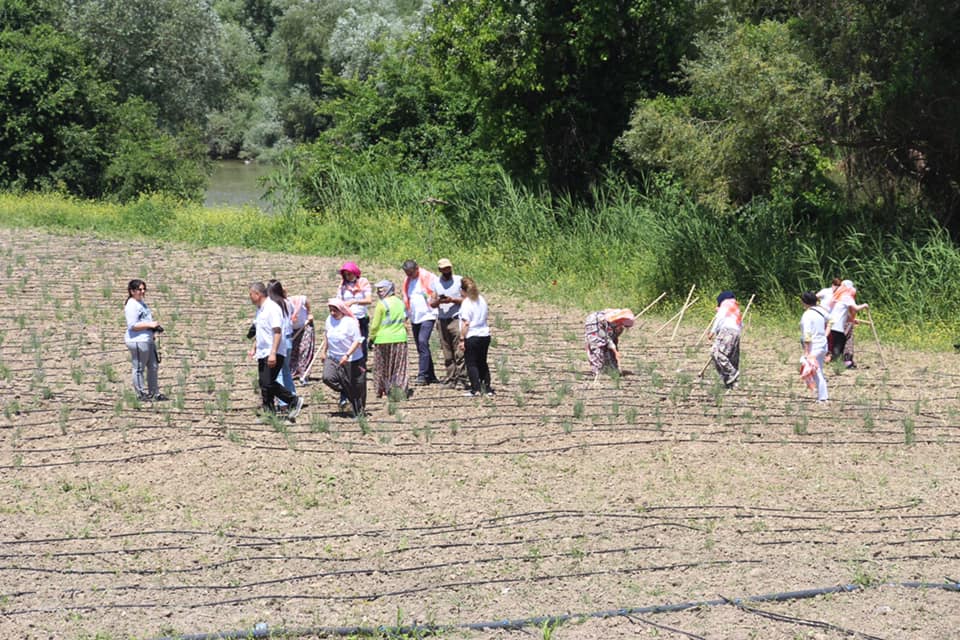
[277,335,296,407]
[412,320,437,382]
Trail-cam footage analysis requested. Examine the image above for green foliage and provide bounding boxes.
[428,0,698,193]
[104,98,209,203]
[69,0,227,127]
[0,21,116,196]
[0,9,209,200]
[621,19,837,210]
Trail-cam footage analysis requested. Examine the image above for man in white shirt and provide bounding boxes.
[402,259,439,384]
[249,282,303,418]
[800,291,829,402]
[430,258,467,388]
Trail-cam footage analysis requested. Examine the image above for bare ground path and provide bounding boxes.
[0,227,958,639]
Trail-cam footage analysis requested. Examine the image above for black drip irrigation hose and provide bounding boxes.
[152,580,960,640]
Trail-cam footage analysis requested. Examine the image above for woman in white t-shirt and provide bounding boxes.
[458,277,494,397]
[336,262,372,362]
[123,279,167,401]
[320,298,366,416]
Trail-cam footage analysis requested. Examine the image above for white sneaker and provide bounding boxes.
[287,396,304,419]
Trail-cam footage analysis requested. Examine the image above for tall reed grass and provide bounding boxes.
[2,168,959,349]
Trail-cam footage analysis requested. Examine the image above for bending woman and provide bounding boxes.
[320,299,366,417]
[708,291,742,389]
[584,308,635,376]
[368,280,410,399]
[123,279,167,401]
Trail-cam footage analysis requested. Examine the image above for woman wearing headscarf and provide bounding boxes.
[268,280,297,408]
[584,307,636,376]
[287,292,316,384]
[320,298,366,416]
[827,279,869,367]
[368,280,410,399]
[335,262,372,362]
[707,291,742,389]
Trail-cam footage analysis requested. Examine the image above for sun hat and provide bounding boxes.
[340,261,361,277]
[437,258,453,269]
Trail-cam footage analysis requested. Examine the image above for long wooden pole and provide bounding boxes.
[636,292,667,320]
[654,296,700,335]
[671,284,697,341]
[865,306,886,369]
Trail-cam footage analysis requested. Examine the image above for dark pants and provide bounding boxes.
[412,320,437,382]
[438,317,467,386]
[258,355,296,412]
[464,335,492,394]
[829,330,847,361]
[322,357,367,416]
[358,316,370,365]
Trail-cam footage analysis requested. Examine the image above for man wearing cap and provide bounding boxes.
[431,258,468,388]
[800,291,829,403]
[402,259,440,385]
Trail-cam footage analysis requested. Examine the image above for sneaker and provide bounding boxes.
[485,390,496,397]
[153,393,169,402]
[338,398,350,411]
[463,391,479,397]
[845,361,857,369]
[287,396,304,419]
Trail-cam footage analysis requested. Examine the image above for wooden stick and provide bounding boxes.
[654,296,700,335]
[865,306,886,369]
[671,284,697,341]
[636,292,667,320]
[694,316,714,347]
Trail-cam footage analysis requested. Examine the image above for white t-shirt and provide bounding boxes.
[800,307,829,355]
[406,273,438,324]
[816,287,835,311]
[460,296,490,338]
[325,315,363,361]
[124,298,154,343]
[254,298,287,359]
[828,298,850,333]
[338,280,372,319]
[434,275,463,320]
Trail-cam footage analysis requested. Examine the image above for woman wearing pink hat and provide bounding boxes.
[584,308,635,376]
[336,263,373,355]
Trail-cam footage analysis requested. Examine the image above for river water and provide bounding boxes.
[204,160,273,209]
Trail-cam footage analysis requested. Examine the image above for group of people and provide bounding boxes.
[124,267,870,421]
[582,279,870,404]
[241,258,496,420]
[800,278,869,402]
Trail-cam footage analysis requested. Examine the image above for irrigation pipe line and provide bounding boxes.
[146,581,960,640]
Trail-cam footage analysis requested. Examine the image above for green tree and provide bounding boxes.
[68,0,227,127]
[427,0,697,193]
[0,20,116,195]
[620,19,838,210]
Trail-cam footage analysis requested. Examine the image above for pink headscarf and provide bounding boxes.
[327,297,355,319]
[340,262,361,278]
[603,308,636,328]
